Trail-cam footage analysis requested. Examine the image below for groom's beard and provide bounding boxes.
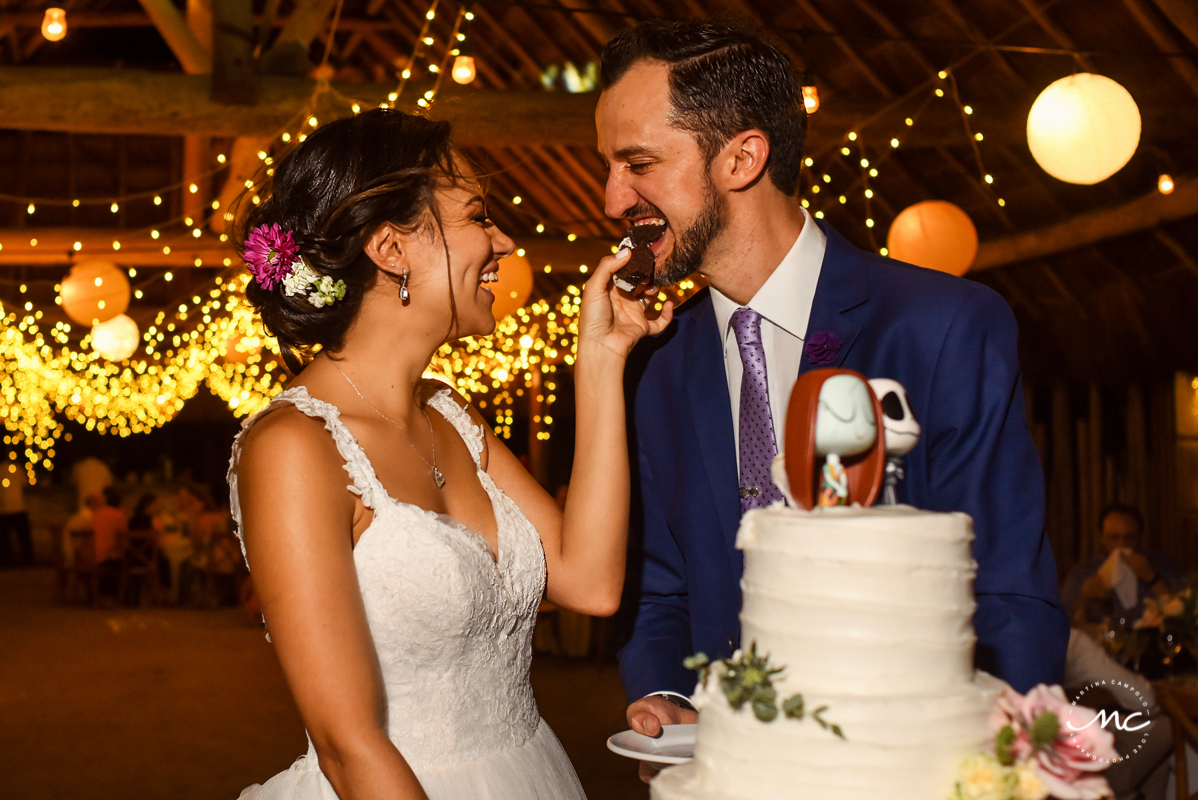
[656,173,727,288]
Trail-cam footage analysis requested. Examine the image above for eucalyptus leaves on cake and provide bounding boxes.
[684,643,844,737]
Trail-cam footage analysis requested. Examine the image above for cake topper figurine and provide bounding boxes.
[867,378,921,506]
[814,374,877,506]
[784,368,886,510]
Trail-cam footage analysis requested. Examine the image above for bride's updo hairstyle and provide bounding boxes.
[236,108,459,372]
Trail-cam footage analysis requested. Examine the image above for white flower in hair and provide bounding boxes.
[281,258,348,308]
[282,259,320,297]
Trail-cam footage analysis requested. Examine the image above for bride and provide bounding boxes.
[228,108,670,799]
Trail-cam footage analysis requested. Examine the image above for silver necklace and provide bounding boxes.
[329,361,445,489]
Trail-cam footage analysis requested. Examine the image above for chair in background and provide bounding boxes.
[198,525,241,607]
[63,528,98,606]
[1156,682,1198,800]
[119,530,161,608]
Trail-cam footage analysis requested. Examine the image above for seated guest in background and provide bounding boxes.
[1061,504,1183,627]
[128,493,160,537]
[71,456,113,511]
[0,459,33,567]
[89,488,128,602]
[128,493,171,594]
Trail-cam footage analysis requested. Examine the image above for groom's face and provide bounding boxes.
[597,59,727,286]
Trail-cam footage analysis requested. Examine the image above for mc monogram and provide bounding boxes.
[1066,707,1151,733]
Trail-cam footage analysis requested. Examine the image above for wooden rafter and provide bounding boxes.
[973,175,1198,271]
[137,0,213,73]
[1120,0,1198,101]
[0,227,610,270]
[1152,0,1198,49]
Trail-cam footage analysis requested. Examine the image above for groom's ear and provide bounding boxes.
[716,129,770,191]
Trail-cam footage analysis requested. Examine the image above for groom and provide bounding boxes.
[595,20,1070,739]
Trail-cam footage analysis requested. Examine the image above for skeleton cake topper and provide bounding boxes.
[867,378,921,505]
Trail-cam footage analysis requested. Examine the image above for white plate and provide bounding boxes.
[606,723,696,765]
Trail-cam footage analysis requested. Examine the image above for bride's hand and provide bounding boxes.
[577,248,674,360]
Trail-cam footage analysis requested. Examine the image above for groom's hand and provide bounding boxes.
[622,694,699,785]
[627,695,698,736]
[627,696,698,783]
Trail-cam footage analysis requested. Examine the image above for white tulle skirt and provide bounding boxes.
[238,718,586,800]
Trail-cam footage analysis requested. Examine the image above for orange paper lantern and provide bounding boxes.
[221,335,262,364]
[60,260,130,325]
[490,253,534,320]
[886,201,978,276]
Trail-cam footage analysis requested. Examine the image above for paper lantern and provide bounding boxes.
[490,253,534,320]
[42,8,66,42]
[452,55,477,85]
[1026,73,1141,185]
[90,314,139,361]
[221,335,261,364]
[60,261,130,325]
[886,201,978,276]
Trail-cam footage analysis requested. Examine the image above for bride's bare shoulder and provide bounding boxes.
[237,403,343,478]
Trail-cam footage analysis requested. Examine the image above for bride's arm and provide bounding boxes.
[237,408,429,800]
[482,251,672,617]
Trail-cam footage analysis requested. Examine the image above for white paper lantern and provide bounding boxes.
[886,200,978,276]
[1026,73,1141,185]
[90,314,139,361]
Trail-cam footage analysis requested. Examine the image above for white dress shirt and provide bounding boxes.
[710,207,826,478]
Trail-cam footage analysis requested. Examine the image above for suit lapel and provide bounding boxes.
[799,222,870,376]
[681,295,742,559]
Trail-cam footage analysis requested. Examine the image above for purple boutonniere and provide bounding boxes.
[804,331,841,366]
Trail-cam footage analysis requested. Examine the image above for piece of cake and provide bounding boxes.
[613,221,665,293]
[650,504,1003,800]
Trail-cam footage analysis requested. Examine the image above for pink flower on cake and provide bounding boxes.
[244,223,300,290]
[991,684,1116,800]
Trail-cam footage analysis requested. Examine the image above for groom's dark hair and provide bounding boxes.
[600,20,807,197]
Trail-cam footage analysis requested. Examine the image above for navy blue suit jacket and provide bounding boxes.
[618,222,1069,699]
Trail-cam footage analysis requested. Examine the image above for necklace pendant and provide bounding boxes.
[433,468,446,489]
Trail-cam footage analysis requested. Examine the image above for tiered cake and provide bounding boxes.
[651,504,1004,800]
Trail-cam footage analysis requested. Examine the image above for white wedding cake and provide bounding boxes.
[651,504,1005,800]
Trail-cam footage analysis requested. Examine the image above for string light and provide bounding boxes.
[1159,174,1175,194]
[802,85,820,114]
[41,8,66,42]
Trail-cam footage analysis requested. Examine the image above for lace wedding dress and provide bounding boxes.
[228,386,586,800]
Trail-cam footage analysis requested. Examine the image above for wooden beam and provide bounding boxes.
[136,0,213,74]
[1121,0,1198,101]
[0,228,236,267]
[0,228,611,269]
[265,0,338,57]
[1154,230,1198,276]
[0,68,597,146]
[4,66,1196,149]
[0,11,408,32]
[211,0,257,104]
[972,176,1198,271]
[209,136,271,235]
[1152,0,1198,49]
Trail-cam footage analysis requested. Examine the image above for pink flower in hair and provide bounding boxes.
[244,223,300,290]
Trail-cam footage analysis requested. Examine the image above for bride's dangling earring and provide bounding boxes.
[399,268,410,304]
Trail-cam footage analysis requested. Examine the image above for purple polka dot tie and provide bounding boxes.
[731,307,784,513]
